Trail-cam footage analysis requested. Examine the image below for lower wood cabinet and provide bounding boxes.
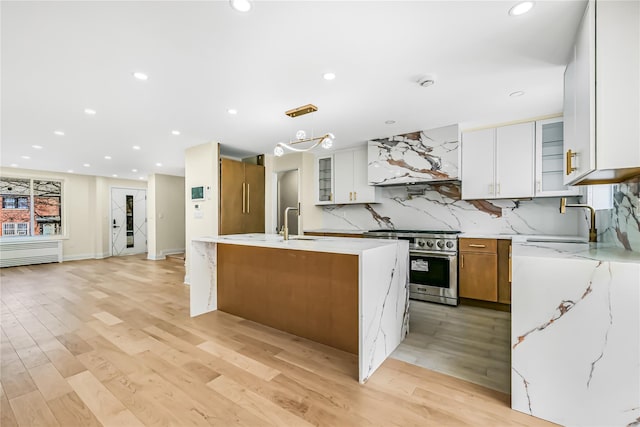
[459,238,511,304]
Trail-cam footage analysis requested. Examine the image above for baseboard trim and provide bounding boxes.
[63,253,109,262]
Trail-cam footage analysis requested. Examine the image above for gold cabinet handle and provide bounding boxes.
[508,244,512,283]
[566,149,577,175]
[349,192,353,201]
[354,191,357,200]
[461,254,464,269]
[468,244,486,248]
[242,182,246,213]
[330,193,333,201]
[247,184,250,213]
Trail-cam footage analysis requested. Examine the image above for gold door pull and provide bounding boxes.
[242,183,246,213]
[468,244,486,248]
[566,149,577,175]
[247,184,250,213]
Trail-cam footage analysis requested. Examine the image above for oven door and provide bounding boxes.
[409,251,458,306]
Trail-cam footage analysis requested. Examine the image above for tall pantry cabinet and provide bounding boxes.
[219,158,265,235]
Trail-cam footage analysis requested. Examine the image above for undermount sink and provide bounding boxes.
[526,237,588,244]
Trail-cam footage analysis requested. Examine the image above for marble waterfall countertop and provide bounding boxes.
[303,229,367,235]
[511,240,640,426]
[190,234,410,384]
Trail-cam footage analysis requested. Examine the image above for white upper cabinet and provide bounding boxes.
[535,118,580,197]
[462,123,534,200]
[563,0,640,185]
[315,146,378,205]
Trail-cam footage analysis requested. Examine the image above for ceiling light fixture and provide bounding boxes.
[385,120,396,125]
[21,155,30,159]
[84,108,97,115]
[112,174,118,177]
[418,75,436,87]
[510,91,525,97]
[132,145,141,150]
[229,0,251,12]
[227,108,238,115]
[171,130,181,135]
[509,1,534,16]
[83,163,90,167]
[139,176,145,180]
[104,155,112,160]
[32,145,43,149]
[133,72,148,81]
[54,130,65,136]
[155,162,163,167]
[323,72,336,81]
[67,169,74,173]
[132,168,138,173]
[274,104,334,157]
[10,164,18,167]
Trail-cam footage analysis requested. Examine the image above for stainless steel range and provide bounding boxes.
[363,229,460,306]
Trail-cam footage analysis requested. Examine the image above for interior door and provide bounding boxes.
[219,158,245,235]
[111,187,147,256]
[244,163,265,233]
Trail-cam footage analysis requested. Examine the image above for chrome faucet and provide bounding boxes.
[560,197,597,242]
[283,206,299,241]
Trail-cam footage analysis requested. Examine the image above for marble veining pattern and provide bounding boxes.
[368,125,459,185]
[512,242,640,426]
[598,177,640,253]
[323,183,582,236]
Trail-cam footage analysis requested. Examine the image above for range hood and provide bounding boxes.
[367,124,459,186]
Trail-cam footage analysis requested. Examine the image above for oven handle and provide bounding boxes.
[410,251,457,259]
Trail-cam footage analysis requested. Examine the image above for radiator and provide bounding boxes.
[0,240,63,268]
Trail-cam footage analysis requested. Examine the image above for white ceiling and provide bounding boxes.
[1,0,587,180]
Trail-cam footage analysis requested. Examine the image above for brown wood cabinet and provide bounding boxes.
[459,238,511,304]
[219,158,265,235]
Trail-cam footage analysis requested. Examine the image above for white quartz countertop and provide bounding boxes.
[459,233,587,242]
[513,241,640,264]
[192,233,403,255]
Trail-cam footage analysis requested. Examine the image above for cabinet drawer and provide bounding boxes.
[459,238,497,253]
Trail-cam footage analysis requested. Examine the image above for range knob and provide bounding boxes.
[426,240,434,248]
[418,241,425,247]
[437,240,444,249]
[446,241,454,249]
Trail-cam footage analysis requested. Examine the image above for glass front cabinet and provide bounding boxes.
[315,155,334,205]
[535,118,581,197]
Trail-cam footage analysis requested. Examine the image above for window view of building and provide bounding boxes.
[0,177,62,237]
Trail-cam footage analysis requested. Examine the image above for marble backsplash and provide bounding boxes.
[597,177,640,252]
[322,183,583,236]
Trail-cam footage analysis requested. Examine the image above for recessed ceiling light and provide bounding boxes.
[32,145,43,149]
[83,163,90,167]
[133,72,148,81]
[385,120,396,125]
[229,0,251,12]
[10,163,18,167]
[132,145,141,150]
[53,130,65,136]
[323,72,336,81]
[132,168,138,173]
[509,1,534,16]
[104,155,112,160]
[227,109,238,115]
[139,176,145,180]
[510,91,525,97]
[112,174,118,177]
[171,130,181,135]
[21,155,30,159]
[67,169,74,173]
[84,108,97,115]
[155,162,163,167]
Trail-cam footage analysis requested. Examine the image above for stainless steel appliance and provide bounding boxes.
[363,229,460,306]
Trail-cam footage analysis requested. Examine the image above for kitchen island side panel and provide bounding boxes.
[359,240,410,383]
[512,253,640,426]
[190,240,218,317]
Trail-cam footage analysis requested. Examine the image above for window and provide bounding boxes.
[0,177,63,237]
[2,223,29,236]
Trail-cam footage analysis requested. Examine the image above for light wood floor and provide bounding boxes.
[393,301,511,394]
[0,255,555,426]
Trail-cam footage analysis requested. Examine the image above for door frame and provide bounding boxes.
[109,186,148,257]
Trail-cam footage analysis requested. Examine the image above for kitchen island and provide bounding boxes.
[189,234,409,383]
[511,241,640,426]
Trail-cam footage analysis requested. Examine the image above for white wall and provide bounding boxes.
[184,142,219,283]
[265,152,322,235]
[0,167,147,260]
[148,173,185,260]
